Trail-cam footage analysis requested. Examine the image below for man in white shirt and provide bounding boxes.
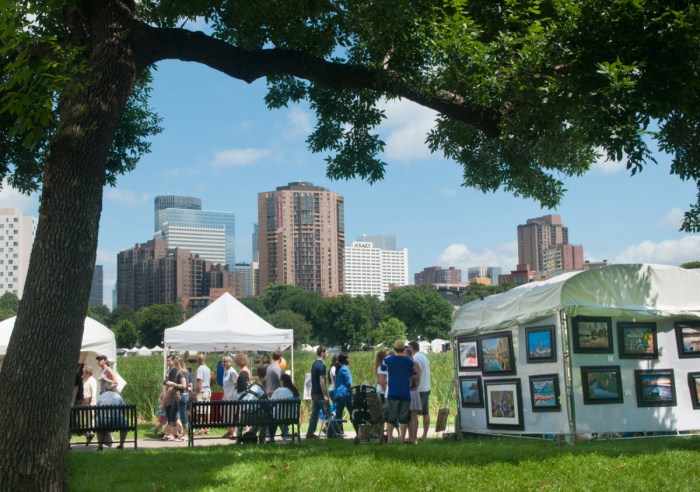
[195,353,212,433]
[409,341,431,441]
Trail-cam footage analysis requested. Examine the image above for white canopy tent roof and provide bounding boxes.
[164,293,294,352]
[0,316,117,371]
[451,264,700,336]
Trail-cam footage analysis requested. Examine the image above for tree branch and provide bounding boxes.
[131,23,500,137]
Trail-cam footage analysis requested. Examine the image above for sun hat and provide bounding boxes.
[393,340,406,351]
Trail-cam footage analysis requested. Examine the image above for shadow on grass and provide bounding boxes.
[68,432,700,491]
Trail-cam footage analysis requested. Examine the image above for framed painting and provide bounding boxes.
[688,372,700,410]
[459,376,484,408]
[634,369,676,407]
[674,321,700,358]
[525,325,556,363]
[572,316,613,354]
[457,336,480,371]
[480,332,516,375]
[484,379,524,430]
[581,366,623,404]
[529,374,561,412]
[617,322,658,359]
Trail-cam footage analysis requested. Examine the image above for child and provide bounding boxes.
[152,389,169,437]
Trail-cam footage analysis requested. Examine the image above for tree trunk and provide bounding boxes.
[0,3,138,489]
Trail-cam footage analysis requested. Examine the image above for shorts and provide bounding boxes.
[383,399,410,425]
[197,391,211,415]
[417,390,430,416]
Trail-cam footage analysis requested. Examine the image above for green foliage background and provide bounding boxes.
[117,350,457,423]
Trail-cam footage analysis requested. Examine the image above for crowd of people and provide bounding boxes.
[306,339,431,444]
[71,341,432,449]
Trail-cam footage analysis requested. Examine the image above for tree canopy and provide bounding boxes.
[2,1,700,489]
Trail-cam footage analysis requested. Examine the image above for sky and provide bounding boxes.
[1,59,699,308]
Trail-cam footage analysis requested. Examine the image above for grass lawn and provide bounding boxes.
[67,432,700,491]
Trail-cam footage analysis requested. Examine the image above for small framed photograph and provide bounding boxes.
[480,332,516,375]
[572,316,613,354]
[617,322,658,359]
[634,369,676,407]
[529,374,561,412]
[458,336,480,371]
[581,366,623,404]
[688,372,700,410]
[484,379,524,430]
[525,325,556,363]
[459,376,484,408]
[674,321,700,358]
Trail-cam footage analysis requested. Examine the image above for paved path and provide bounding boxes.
[71,427,451,452]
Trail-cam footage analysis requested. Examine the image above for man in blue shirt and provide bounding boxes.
[382,340,415,444]
[306,346,328,439]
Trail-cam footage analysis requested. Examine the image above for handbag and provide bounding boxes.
[175,389,182,402]
[115,372,127,393]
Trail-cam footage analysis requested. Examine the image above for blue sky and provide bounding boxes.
[1,59,699,307]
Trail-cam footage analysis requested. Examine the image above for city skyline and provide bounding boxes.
[0,60,698,306]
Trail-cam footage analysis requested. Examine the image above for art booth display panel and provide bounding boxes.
[569,317,700,434]
[457,315,570,436]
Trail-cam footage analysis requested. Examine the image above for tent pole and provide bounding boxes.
[290,340,295,384]
[560,311,576,440]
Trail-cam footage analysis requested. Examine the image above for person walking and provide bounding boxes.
[195,353,211,434]
[382,340,414,444]
[265,353,283,397]
[409,341,431,441]
[306,346,328,439]
[404,346,422,445]
[333,354,353,436]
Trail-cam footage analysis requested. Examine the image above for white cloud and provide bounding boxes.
[379,99,437,162]
[613,236,700,265]
[0,181,40,216]
[104,188,151,206]
[211,148,269,168]
[437,241,518,273]
[284,108,313,139]
[659,208,684,230]
[590,147,628,174]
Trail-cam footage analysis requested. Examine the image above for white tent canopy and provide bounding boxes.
[0,316,117,371]
[164,293,294,352]
[451,264,700,336]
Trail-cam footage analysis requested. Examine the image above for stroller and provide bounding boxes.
[350,385,384,444]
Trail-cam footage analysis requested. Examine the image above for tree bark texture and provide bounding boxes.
[0,2,139,490]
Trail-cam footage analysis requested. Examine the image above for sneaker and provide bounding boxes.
[305,434,318,439]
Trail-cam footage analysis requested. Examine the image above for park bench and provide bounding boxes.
[188,399,301,446]
[69,404,138,449]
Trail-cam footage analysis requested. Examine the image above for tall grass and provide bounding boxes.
[117,350,457,423]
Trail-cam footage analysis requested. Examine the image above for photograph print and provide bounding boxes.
[529,374,561,412]
[617,322,658,359]
[581,366,623,404]
[688,372,700,410]
[484,379,524,430]
[572,316,613,353]
[480,332,515,375]
[675,321,700,358]
[458,336,480,371]
[634,369,676,407]
[525,325,556,363]
[459,376,484,408]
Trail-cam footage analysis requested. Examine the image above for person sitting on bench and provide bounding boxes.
[95,381,128,450]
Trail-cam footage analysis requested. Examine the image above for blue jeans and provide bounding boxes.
[179,393,189,426]
[307,395,323,437]
[334,395,352,433]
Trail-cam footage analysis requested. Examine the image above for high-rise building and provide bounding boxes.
[468,266,502,286]
[345,241,408,300]
[89,265,103,306]
[356,233,396,251]
[154,195,202,231]
[117,239,226,310]
[0,208,37,298]
[154,195,236,267]
[258,181,345,296]
[414,266,462,285]
[517,214,583,273]
[233,263,253,297]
